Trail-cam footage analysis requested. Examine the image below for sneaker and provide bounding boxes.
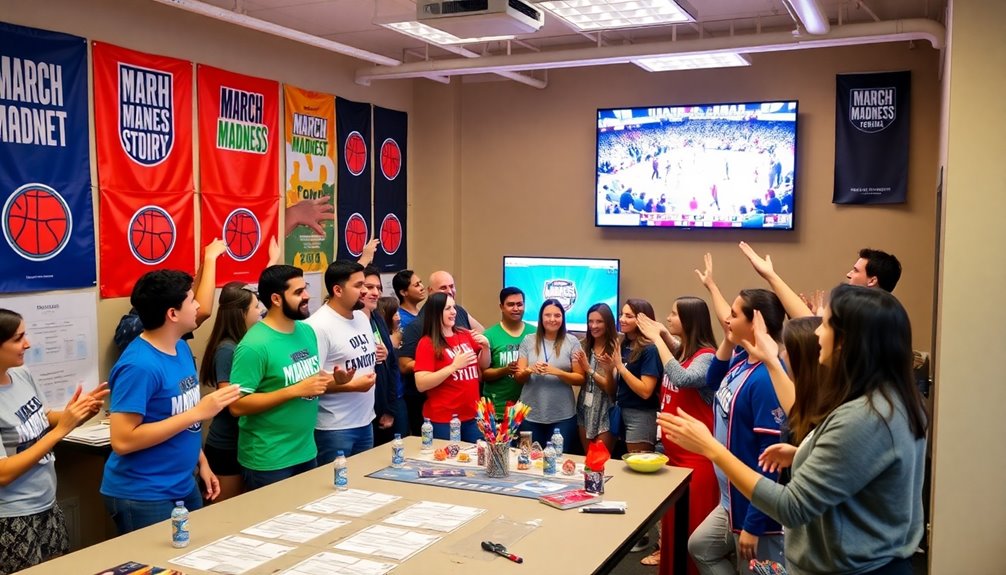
[630,535,651,553]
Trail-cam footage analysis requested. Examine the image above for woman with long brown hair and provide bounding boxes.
[199,282,261,502]
[574,303,618,454]
[662,285,927,575]
[613,298,663,453]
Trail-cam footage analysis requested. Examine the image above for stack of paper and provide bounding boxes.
[63,422,111,446]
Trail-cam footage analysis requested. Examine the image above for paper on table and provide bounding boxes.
[299,489,400,517]
[241,512,349,543]
[278,551,396,575]
[334,524,441,562]
[382,501,486,533]
[64,422,111,446]
[169,535,295,574]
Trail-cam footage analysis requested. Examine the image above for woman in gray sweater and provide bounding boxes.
[659,285,928,575]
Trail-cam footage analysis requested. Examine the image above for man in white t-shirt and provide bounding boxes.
[306,260,378,462]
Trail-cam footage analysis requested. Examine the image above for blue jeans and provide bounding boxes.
[519,416,580,454]
[315,425,374,464]
[430,419,480,443]
[243,458,318,491]
[103,483,202,535]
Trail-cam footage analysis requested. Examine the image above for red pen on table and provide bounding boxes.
[482,541,523,564]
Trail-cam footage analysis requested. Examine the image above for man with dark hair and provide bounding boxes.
[482,287,535,419]
[229,265,333,489]
[392,269,425,329]
[305,260,378,460]
[101,270,242,534]
[847,248,902,293]
[361,266,408,445]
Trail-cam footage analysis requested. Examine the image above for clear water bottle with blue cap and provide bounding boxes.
[449,413,461,443]
[171,501,189,548]
[391,433,405,468]
[421,417,434,452]
[334,450,348,490]
[543,442,557,476]
[551,427,564,458]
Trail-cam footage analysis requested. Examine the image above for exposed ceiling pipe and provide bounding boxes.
[788,0,831,34]
[151,0,400,66]
[425,43,547,89]
[355,18,943,83]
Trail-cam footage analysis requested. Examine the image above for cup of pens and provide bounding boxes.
[476,398,531,480]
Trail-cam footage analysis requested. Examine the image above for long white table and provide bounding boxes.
[19,437,692,574]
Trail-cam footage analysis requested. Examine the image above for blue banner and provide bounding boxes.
[0,21,95,292]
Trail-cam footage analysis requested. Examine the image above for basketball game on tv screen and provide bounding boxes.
[595,101,797,230]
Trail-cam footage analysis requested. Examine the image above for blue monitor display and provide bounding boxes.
[596,100,798,229]
[503,256,620,332]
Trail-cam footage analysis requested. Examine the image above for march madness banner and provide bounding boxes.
[283,85,335,272]
[98,190,195,296]
[93,42,193,194]
[833,71,911,204]
[198,65,279,284]
[0,22,96,293]
[372,106,407,271]
[335,97,372,262]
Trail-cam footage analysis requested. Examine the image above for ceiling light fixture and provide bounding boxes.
[535,0,696,31]
[633,52,751,71]
[382,21,516,45]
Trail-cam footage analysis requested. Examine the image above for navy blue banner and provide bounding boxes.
[0,21,96,292]
[373,106,407,272]
[833,71,911,204]
[335,97,372,262]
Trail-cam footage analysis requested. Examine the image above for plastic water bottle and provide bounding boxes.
[170,501,189,548]
[543,442,557,476]
[449,413,461,443]
[391,433,405,468]
[421,418,434,452]
[334,450,348,490]
[551,427,564,458]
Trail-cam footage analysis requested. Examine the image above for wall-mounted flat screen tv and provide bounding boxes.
[596,100,798,229]
[502,256,620,332]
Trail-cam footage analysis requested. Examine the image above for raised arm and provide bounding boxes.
[738,311,795,414]
[194,239,228,328]
[695,252,731,328]
[738,242,813,319]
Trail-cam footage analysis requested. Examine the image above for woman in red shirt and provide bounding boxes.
[414,293,490,442]
[636,297,718,575]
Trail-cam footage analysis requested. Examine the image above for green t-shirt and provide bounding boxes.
[483,322,536,419]
[230,321,320,471]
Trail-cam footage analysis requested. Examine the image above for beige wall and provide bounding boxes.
[3,0,414,378]
[413,44,941,349]
[930,1,1006,572]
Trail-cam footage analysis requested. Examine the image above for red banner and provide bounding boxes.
[98,191,195,296]
[93,42,193,194]
[93,42,195,296]
[197,65,279,284]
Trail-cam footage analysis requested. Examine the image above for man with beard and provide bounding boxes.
[306,261,378,461]
[229,265,333,490]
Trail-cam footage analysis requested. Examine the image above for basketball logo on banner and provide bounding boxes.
[344,131,367,176]
[2,183,73,262]
[380,138,401,181]
[128,205,176,265]
[379,213,402,255]
[118,62,174,166]
[344,212,368,257]
[223,208,261,262]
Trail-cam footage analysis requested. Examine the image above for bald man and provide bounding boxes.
[397,270,483,435]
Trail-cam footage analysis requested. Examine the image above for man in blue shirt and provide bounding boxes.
[101,270,242,534]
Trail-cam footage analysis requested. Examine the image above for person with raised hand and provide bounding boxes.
[636,301,718,574]
[692,256,787,574]
[102,270,243,534]
[661,285,926,575]
[738,241,814,321]
[0,309,108,574]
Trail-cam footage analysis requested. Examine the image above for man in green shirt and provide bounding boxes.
[482,287,535,419]
[229,265,336,490]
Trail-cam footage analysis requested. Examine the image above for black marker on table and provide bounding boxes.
[580,507,626,514]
